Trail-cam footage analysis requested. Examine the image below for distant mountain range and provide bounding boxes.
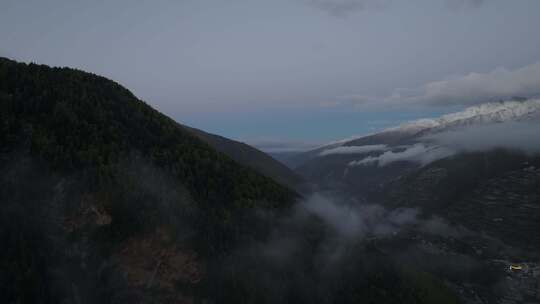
[290,98,540,252]
[291,98,540,166]
[293,98,540,176]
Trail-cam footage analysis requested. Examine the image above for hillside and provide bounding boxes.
[287,102,540,303]
[0,58,467,304]
[0,57,298,303]
[294,99,540,200]
[0,57,297,208]
[385,150,540,251]
[185,126,304,190]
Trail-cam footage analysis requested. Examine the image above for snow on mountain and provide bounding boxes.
[344,99,540,166]
[387,98,540,135]
[383,118,440,134]
[326,98,540,149]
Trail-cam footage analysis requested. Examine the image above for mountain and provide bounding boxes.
[289,100,540,303]
[185,126,304,190]
[346,98,540,146]
[0,57,299,303]
[0,57,297,207]
[0,58,470,304]
[293,98,540,254]
[0,57,469,304]
[268,151,307,169]
[295,99,540,199]
[384,149,540,251]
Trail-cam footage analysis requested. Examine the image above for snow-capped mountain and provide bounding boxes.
[284,98,540,176]
[292,98,540,199]
[402,98,540,133]
[333,98,540,149]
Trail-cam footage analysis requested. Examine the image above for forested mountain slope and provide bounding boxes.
[0,58,463,304]
[0,57,297,208]
[185,126,303,190]
[0,57,297,303]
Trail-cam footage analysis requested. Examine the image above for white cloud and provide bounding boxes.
[319,144,387,156]
[445,0,484,10]
[344,62,540,108]
[423,121,540,154]
[304,0,390,16]
[305,0,485,16]
[349,144,454,167]
[301,193,420,239]
[388,62,540,106]
[349,121,540,167]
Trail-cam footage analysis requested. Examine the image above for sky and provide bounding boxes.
[2,0,540,151]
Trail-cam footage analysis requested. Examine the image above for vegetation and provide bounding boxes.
[0,58,461,303]
[0,57,297,210]
[0,57,299,302]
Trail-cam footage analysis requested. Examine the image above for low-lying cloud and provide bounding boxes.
[217,192,468,302]
[423,121,540,154]
[319,144,387,156]
[349,121,540,167]
[254,193,464,265]
[301,193,420,239]
[349,143,454,167]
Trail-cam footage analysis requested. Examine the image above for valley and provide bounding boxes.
[1,58,540,304]
[276,100,540,304]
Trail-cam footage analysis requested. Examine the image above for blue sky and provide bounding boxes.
[2,0,540,150]
[179,104,460,145]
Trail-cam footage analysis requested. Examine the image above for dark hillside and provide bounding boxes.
[385,150,540,251]
[0,57,297,209]
[0,58,297,303]
[0,58,462,304]
[185,126,303,190]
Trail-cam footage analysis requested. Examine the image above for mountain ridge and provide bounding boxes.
[185,126,304,190]
[343,98,540,148]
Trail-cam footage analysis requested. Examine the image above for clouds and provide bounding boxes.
[216,192,472,302]
[4,0,539,143]
[349,120,540,168]
[349,144,454,167]
[378,62,540,107]
[300,193,421,240]
[305,0,485,16]
[343,62,540,109]
[445,0,485,10]
[319,144,387,156]
[304,0,390,16]
[423,121,540,154]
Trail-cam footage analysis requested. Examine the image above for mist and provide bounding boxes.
[423,121,540,155]
[347,120,540,168]
[207,190,486,303]
[319,144,387,156]
[348,144,454,167]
